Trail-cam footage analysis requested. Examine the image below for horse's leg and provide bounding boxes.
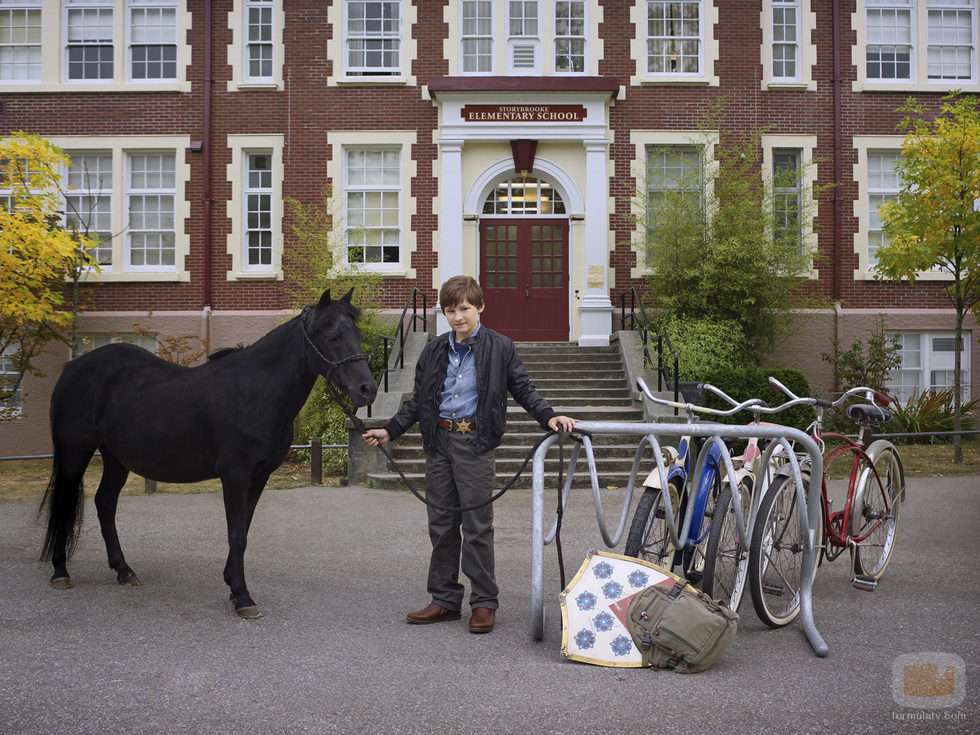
[93,451,141,586]
[221,471,261,618]
[41,448,93,589]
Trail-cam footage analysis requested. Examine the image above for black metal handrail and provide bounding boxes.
[366,288,428,417]
[619,286,681,412]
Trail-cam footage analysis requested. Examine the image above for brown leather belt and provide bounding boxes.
[437,417,476,434]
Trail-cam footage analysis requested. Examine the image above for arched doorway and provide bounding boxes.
[478,175,569,341]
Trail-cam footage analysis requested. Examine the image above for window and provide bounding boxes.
[771,0,800,79]
[461,0,493,72]
[508,0,539,73]
[65,151,113,265]
[555,0,585,72]
[482,176,565,215]
[126,152,175,269]
[645,145,703,211]
[0,1,41,82]
[77,332,157,354]
[857,0,978,89]
[66,0,114,80]
[773,148,802,251]
[345,0,400,76]
[887,330,971,402]
[0,344,21,418]
[128,0,177,80]
[244,152,273,269]
[646,0,701,75]
[867,150,902,267]
[345,148,401,266]
[245,0,273,80]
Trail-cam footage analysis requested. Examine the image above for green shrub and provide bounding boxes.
[654,315,751,382]
[698,366,816,433]
[885,390,978,443]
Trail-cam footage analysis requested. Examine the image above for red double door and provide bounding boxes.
[479,219,569,341]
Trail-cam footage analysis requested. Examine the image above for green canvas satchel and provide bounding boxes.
[626,581,738,673]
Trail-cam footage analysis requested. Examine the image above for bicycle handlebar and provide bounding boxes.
[768,376,891,408]
[636,377,765,417]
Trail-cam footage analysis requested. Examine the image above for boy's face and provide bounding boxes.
[443,299,484,341]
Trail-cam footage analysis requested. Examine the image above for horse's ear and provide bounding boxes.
[316,290,332,309]
[341,287,354,303]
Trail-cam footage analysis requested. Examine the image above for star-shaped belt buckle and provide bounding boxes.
[455,419,472,434]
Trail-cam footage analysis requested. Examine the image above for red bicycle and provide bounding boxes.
[747,379,906,628]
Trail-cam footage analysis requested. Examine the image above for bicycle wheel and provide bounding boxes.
[852,443,903,580]
[624,479,685,569]
[702,477,752,611]
[748,472,823,628]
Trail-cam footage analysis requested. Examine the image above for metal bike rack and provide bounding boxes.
[530,420,829,658]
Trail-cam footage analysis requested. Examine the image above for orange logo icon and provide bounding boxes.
[903,663,956,698]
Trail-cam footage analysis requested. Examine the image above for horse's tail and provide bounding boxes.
[38,454,85,563]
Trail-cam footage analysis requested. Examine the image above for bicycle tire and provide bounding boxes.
[624,479,685,569]
[748,472,823,628]
[702,477,752,611]
[852,442,904,580]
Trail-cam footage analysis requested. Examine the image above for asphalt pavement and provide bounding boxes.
[0,474,977,734]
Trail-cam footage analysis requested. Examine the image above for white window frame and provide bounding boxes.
[227,0,283,90]
[326,131,417,276]
[507,0,540,74]
[886,330,972,403]
[344,0,402,77]
[125,151,176,271]
[245,0,273,82]
[554,0,587,74]
[326,0,415,85]
[0,0,42,83]
[448,0,599,76]
[64,0,115,82]
[0,343,22,418]
[630,0,718,86]
[461,0,494,73]
[49,136,191,281]
[761,0,817,89]
[64,150,114,266]
[76,331,158,355]
[763,134,820,277]
[343,146,402,268]
[853,0,980,92]
[225,134,283,280]
[126,0,178,83]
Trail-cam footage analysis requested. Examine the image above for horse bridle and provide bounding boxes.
[299,305,370,386]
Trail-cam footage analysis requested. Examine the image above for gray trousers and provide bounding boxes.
[424,428,498,610]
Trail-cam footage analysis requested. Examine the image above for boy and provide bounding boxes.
[362,276,576,633]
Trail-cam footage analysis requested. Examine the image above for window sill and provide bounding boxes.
[229,272,281,281]
[765,81,813,91]
[232,82,282,91]
[2,81,190,93]
[89,271,190,283]
[334,77,412,86]
[635,77,714,87]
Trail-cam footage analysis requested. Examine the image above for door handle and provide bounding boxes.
[525,285,530,300]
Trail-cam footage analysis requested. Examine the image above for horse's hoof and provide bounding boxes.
[236,605,262,619]
[117,572,142,587]
[50,576,73,590]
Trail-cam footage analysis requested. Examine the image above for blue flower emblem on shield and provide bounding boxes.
[627,570,650,588]
[593,611,614,632]
[574,629,596,650]
[601,581,623,599]
[610,634,633,657]
[575,591,597,611]
[592,561,613,579]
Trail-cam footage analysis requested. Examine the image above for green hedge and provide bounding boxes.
[697,366,816,433]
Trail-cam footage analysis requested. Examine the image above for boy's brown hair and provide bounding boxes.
[440,275,484,311]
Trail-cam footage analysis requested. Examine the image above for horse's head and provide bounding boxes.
[303,288,378,407]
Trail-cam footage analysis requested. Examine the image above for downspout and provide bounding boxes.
[202,0,214,343]
[832,0,842,303]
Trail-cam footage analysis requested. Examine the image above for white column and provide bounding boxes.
[437,138,465,335]
[578,138,613,347]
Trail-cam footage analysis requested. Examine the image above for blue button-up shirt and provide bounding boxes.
[439,325,479,419]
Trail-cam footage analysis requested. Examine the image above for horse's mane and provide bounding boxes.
[208,345,246,361]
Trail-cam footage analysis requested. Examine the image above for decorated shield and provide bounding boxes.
[560,550,682,667]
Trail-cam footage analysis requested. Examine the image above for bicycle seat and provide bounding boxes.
[846,403,892,425]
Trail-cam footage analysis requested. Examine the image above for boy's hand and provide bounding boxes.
[548,415,578,432]
[361,428,390,446]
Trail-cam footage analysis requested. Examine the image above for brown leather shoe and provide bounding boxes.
[406,602,461,624]
[469,607,495,633]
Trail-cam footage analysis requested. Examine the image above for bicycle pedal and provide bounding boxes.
[762,584,784,597]
[852,575,877,592]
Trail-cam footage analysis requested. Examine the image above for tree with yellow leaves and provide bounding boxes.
[0,133,98,418]
[876,94,980,462]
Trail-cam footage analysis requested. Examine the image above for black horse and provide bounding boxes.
[40,288,377,618]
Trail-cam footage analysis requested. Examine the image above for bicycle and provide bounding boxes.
[747,378,906,628]
[699,385,794,612]
[625,378,765,587]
